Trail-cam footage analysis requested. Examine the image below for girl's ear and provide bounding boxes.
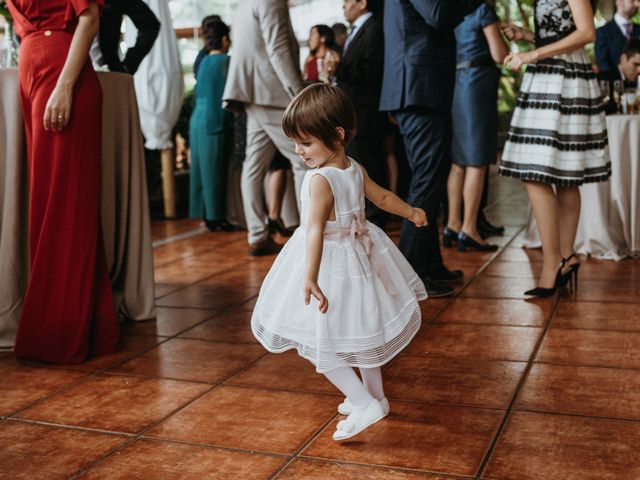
[336,126,345,142]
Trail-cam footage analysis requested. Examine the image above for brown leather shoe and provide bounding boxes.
[248,236,283,256]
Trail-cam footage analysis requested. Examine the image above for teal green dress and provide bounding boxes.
[189,53,230,221]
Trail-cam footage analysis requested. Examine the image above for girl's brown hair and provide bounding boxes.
[282,83,356,150]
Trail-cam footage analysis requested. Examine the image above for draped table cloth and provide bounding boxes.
[0,68,156,349]
[523,114,640,260]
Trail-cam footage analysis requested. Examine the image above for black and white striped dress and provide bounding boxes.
[499,0,610,186]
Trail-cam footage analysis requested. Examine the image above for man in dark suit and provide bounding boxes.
[332,0,388,227]
[99,0,160,75]
[380,0,482,297]
[596,0,640,81]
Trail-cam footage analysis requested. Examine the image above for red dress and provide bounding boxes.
[8,0,119,363]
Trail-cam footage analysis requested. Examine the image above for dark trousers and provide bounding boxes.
[395,107,452,277]
[99,0,160,75]
[346,133,389,228]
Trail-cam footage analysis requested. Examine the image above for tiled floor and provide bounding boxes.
[2,173,640,479]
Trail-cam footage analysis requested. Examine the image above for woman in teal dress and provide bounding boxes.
[189,19,232,230]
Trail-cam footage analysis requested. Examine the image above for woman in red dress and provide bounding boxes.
[7,0,119,363]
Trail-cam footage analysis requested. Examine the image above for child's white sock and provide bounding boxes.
[324,366,374,409]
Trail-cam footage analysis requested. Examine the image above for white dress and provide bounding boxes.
[251,159,427,373]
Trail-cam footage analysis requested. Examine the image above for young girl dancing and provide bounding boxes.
[251,84,428,441]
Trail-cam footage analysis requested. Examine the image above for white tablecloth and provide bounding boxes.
[523,115,640,260]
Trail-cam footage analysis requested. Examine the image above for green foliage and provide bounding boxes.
[0,1,12,22]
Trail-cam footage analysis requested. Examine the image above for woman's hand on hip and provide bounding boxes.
[44,84,73,132]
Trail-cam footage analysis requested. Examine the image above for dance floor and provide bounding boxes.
[2,173,639,479]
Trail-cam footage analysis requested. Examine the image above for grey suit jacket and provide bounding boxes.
[223,0,303,110]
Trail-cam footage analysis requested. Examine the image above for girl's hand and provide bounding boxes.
[409,207,428,227]
[504,50,538,71]
[304,279,328,313]
[44,84,73,132]
[501,23,529,42]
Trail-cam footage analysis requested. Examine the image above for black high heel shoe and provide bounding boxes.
[562,253,581,293]
[524,259,567,298]
[443,226,459,248]
[457,232,498,252]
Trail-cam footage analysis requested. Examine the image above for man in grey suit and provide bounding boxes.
[223,0,306,256]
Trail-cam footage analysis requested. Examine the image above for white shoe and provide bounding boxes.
[338,396,390,416]
[332,399,386,441]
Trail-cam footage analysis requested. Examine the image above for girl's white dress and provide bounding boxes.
[251,159,427,373]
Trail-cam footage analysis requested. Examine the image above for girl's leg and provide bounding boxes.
[461,165,488,241]
[556,185,581,262]
[324,367,374,408]
[359,367,385,401]
[524,181,562,288]
[446,163,465,231]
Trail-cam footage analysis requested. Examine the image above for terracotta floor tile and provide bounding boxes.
[536,328,640,369]
[146,385,336,454]
[62,334,164,372]
[384,356,525,409]
[156,282,260,310]
[0,420,126,480]
[302,401,502,476]
[0,357,88,416]
[227,351,337,395]
[79,439,285,480]
[121,307,216,337]
[420,298,450,322]
[111,338,265,383]
[516,363,640,421]
[483,411,640,480]
[277,458,455,480]
[153,237,220,268]
[406,324,541,362]
[179,309,257,343]
[553,300,640,332]
[17,374,209,434]
[571,279,640,303]
[151,218,205,241]
[483,261,538,278]
[460,276,541,299]
[495,247,543,263]
[436,298,551,327]
[575,259,640,282]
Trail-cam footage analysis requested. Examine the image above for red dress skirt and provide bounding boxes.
[13,28,119,364]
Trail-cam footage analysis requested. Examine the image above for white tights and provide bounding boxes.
[323,366,385,408]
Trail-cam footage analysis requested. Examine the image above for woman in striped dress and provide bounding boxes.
[500,0,609,297]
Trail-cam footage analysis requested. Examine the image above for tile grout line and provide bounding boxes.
[473,293,563,479]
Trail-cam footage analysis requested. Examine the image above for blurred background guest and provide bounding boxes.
[596,0,640,82]
[618,38,640,85]
[331,0,388,227]
[188,19,234,231]
[445,1,508,252]
[194,14,222,79]
[332,22,348,52]
[380,0,483,298]
[303,24,338,82]
[222,0,305,256]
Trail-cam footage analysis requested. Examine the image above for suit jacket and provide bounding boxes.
[595,20,640,81]
[336,16,386,136]
[379,0,483,113]
[223,0,303,110]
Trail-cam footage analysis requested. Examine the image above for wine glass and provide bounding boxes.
[599,80,610,105]
[613,80,625,113]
